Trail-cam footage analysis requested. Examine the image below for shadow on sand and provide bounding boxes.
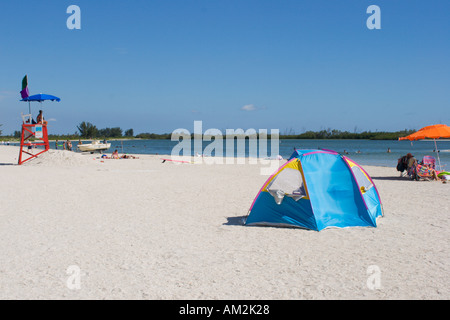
[371,176,410,181]
[223,216,247,226]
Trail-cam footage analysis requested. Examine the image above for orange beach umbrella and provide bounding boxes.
[399,124,450,170]
[399,124,450,141]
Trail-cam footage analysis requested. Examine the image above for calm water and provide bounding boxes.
[49,138,450,169]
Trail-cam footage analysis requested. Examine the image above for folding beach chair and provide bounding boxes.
[422,155,436,169]
[410,163,435,181]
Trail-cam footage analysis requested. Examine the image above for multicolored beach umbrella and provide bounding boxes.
[20,75,29,99]
[245,149,383,231]
[19,75,61,115]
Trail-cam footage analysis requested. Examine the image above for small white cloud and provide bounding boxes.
[241,104,257,111]
[114,47,128,55]
[47,118,57,122]
[0,90,16,101]
[241,104,267,111]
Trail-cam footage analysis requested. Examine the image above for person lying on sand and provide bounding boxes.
[100,152,138,160]
[120,154,139,159]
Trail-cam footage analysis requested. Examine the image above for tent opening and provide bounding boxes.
[351,166,373,193]
[266,168,306,204]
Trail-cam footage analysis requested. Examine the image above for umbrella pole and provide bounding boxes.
[434,138,442,171]
[28,101,31,116]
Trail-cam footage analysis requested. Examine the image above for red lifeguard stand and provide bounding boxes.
[18,75,60,164]
[18,113,50,165]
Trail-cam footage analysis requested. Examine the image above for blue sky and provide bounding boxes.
[0,0,449,135]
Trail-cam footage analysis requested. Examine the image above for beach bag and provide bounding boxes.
[397,156,408,172]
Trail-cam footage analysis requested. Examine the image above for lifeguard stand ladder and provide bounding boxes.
[18,113,50,165]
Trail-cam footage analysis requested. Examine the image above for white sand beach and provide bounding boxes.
[0,145,449,299]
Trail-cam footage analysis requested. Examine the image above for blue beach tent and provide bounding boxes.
[245,149,383,231]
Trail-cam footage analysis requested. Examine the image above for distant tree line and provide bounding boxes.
[1,122,417,141]
[134,128,417,140]
[279,129,417,140]
[135,132,172,139]
[76,121,134,139]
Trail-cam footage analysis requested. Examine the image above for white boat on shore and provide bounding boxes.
[77,140,111,153]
